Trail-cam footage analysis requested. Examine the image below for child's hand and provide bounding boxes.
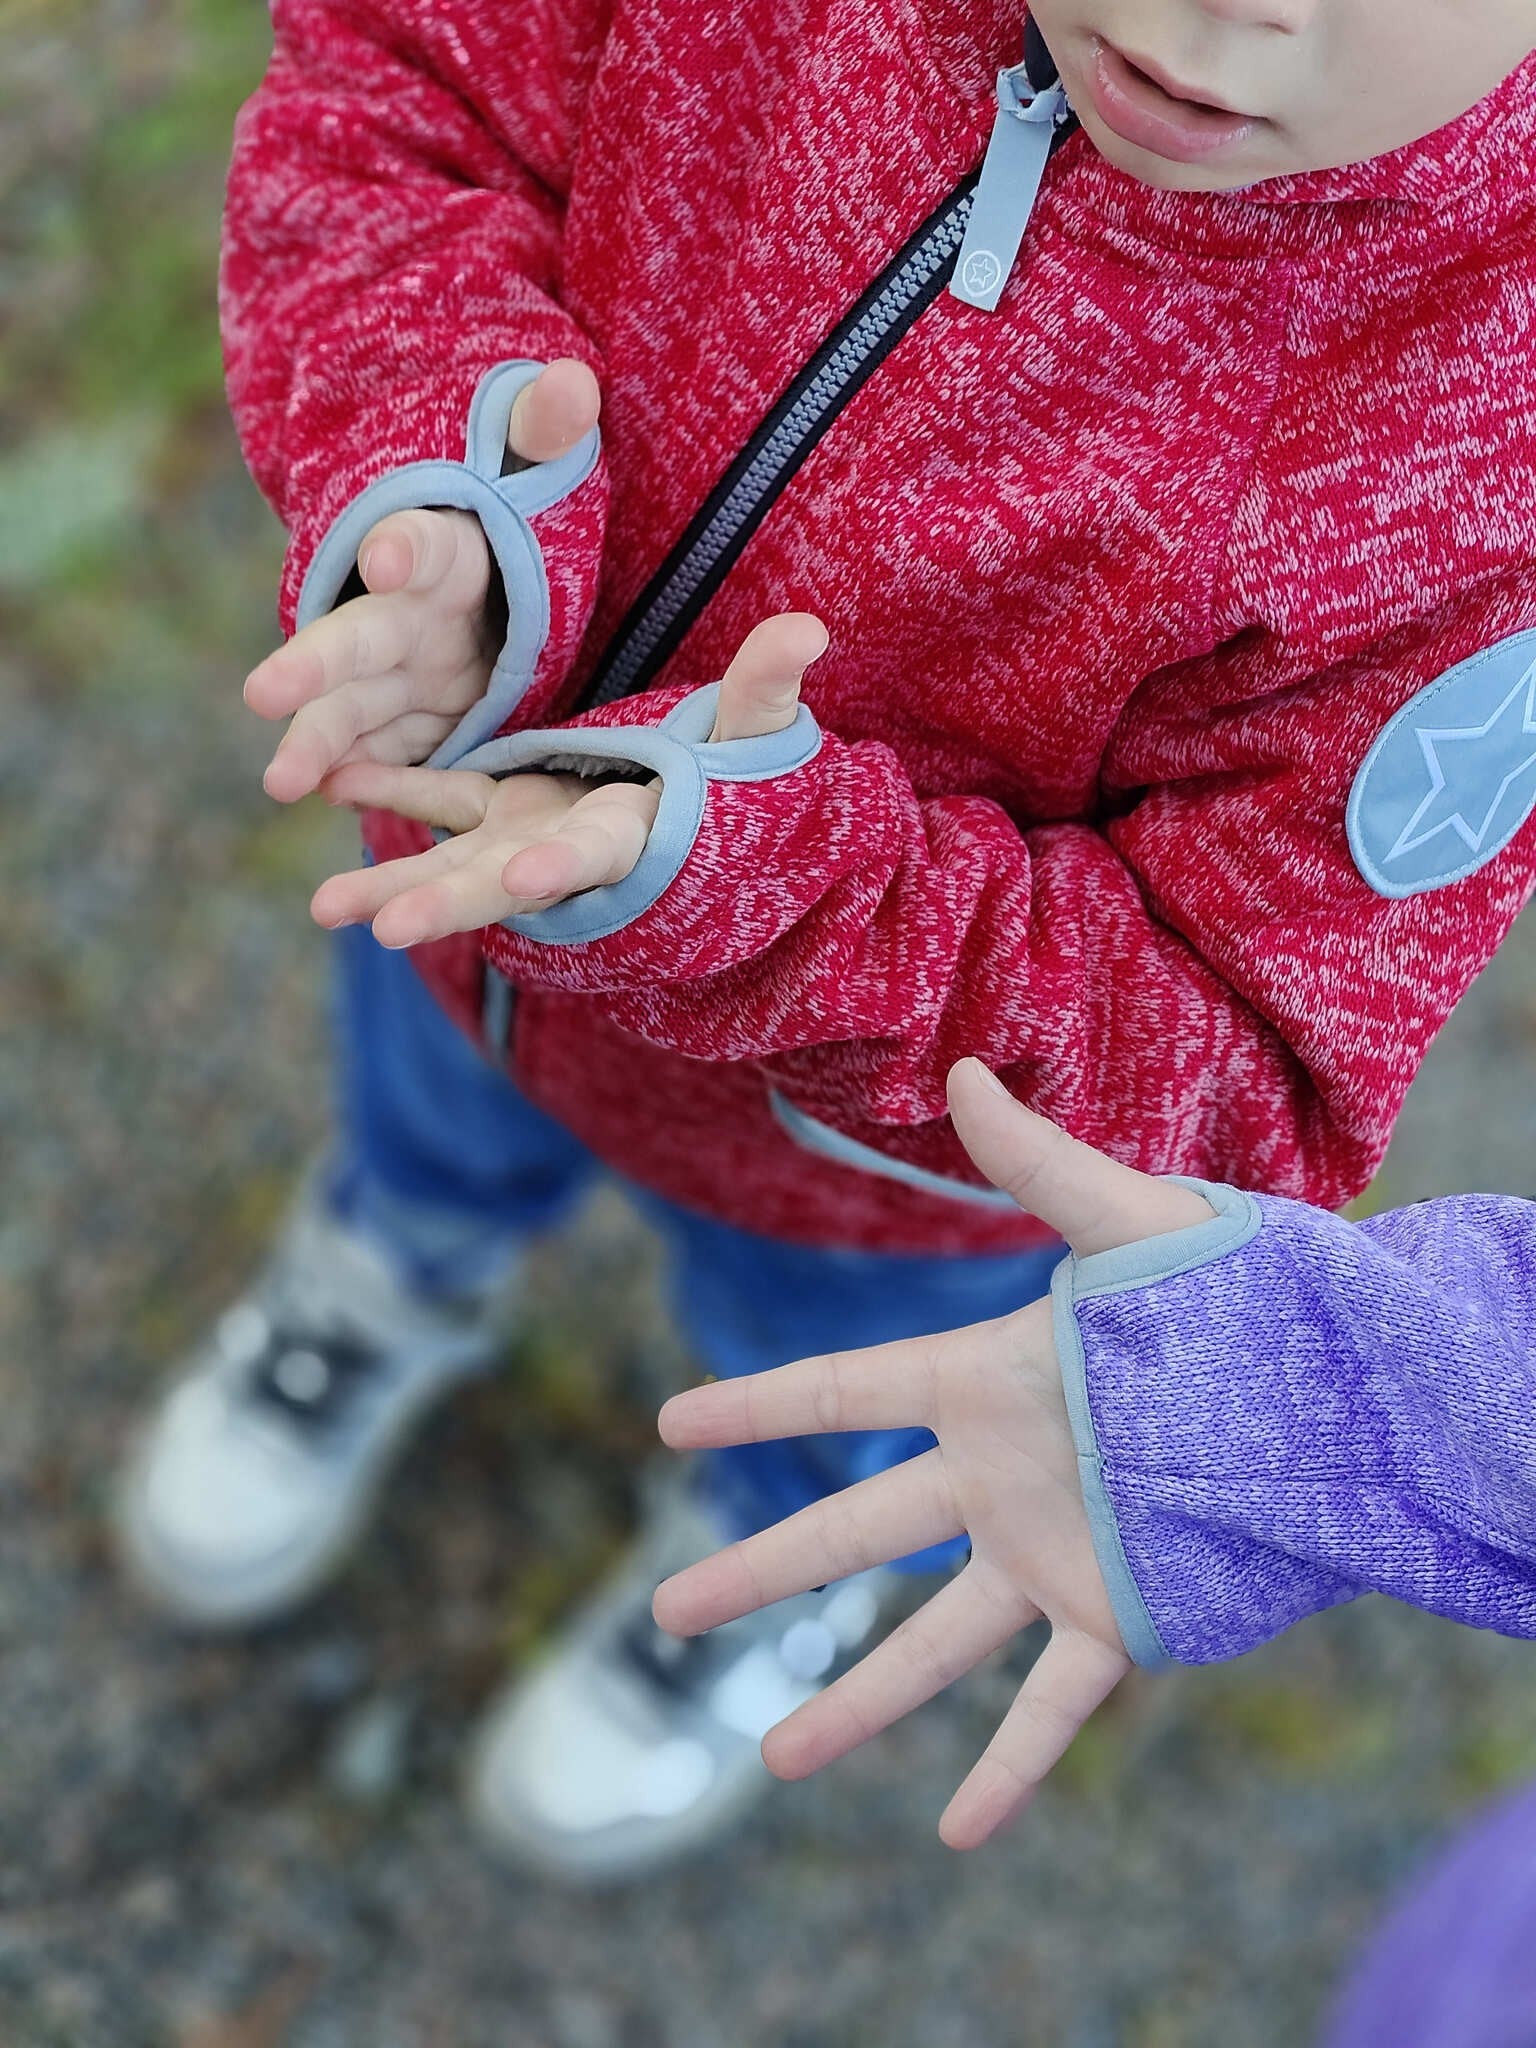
[308,610,829,948]
[653,1059,1215,1851]
[246,358,601,803]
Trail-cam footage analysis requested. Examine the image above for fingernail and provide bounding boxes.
[968,1060,1010,1099]
[359,544,375,584]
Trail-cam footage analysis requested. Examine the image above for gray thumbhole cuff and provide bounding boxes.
[450,681,822,945]
[294,361,601,765]
[1049,1177,1263,1669]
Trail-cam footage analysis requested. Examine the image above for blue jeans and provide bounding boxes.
[328,928,1060,1569]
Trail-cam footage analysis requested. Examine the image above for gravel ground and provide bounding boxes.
[6,7,1536,2044]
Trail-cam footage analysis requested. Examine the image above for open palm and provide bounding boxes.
[654,1059,1215,1849]
[309,610,829,948]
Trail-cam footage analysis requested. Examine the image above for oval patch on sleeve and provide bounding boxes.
[1346,630,1536,899]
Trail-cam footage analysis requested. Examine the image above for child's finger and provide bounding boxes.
[506,356,602,465]
[652,1450,959,1637]
[945,1059,1216,1258]
[368,857,517,951]
[657,1331,944,1452]
[498,782,660,904]
[309,830,490,930]
[357,507,489,607]
[243,598,419,721]
[263,673,424,802]
[937,1630,1126,1851]
[320,761,500,835]
[710,611,829,741]
[761,1565,1034,1782]
[328,710,466,772]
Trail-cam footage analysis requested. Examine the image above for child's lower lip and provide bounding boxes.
[1086,40,1258,165]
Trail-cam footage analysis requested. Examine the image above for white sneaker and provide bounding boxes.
[464,1478,888,1883]
[116,1182,516,1629]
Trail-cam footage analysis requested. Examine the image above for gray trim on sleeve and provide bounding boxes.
[768,1091,1023,1211]
[464,359,602,516]
[292,360,603,772]
[453,722,708,944]
[294,462,550,756]
[450,682,822,946]
[1049,1178,1262,1670]
[1067,1178,1262,1299]
[661,682,824,781]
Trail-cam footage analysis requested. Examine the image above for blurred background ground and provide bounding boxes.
[4,4,1536,2044]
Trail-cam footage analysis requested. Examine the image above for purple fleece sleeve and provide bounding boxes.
[1051,1182,1536,1668]
[1321,1777,1536,2048]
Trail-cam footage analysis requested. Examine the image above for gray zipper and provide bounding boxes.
[487,193,978,1046]
[580,75,1071,713]
[581,185,976,709]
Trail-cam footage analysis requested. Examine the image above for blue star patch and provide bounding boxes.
[1347,631,1536,899]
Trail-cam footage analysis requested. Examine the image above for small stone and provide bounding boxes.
[549,1990,619,2048]
[324,1692,414,1805]
[119,1872,180,1928]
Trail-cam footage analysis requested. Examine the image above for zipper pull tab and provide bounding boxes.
[948,66,1070,314]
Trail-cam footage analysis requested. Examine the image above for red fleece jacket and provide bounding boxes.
[221,0,1536,1252]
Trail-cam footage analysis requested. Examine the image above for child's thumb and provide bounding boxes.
[506,357,602,465]
[945,1059,1216,1256]
[358,508,486,602]
[710,612,829,742]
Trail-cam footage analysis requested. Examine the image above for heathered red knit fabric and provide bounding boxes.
[221,1,1536,1253]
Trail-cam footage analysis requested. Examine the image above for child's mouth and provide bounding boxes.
[1087,39,1259,164]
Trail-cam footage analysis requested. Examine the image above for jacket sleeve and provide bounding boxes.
[463,574,1536,1209]
[1049,1182,1536,1669]
[220,0,610,721]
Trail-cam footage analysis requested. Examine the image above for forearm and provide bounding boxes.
[222,0,608,636]
[1055,1187,1536,1667]
[459,685,1351,1198]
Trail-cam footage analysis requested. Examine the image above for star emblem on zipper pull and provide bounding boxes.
[959,249,1003,300]
[949,65,1070,313]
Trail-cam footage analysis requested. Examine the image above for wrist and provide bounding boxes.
[460,680,824,958]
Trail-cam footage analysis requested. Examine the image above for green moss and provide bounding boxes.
[230,803,354,892]
[3,0,273,435]
[1051,1695,1129,1802]
[0,420,163,593]
[497,1532,628,1665]
[1201,1678,1396,1780]
[1448,1720,1536,1801]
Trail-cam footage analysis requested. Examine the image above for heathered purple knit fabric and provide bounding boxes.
[1322,1779,1536,2048]
[1071,1192,1536,1665]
